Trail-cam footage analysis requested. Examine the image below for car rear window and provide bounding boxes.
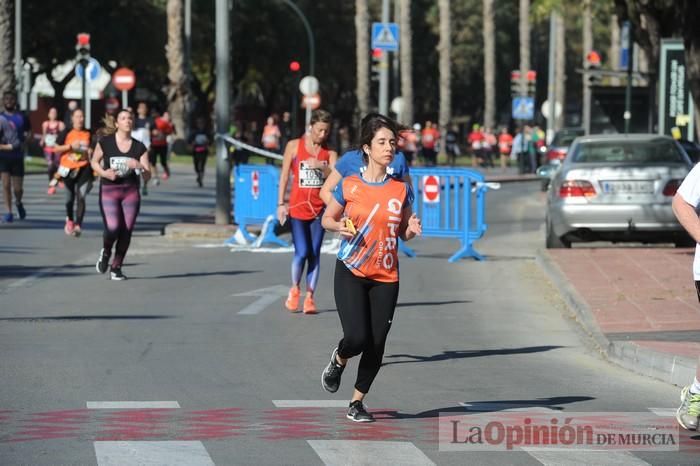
[551,131,583,147]
[572,139,686,163]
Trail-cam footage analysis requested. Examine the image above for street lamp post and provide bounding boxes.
[215,0,231,225]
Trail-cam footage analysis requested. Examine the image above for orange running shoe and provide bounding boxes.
[285,286,300,312]
[303,294,317,314]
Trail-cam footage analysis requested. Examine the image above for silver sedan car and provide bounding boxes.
[545,134,694,248]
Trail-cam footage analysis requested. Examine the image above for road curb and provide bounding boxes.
[536,249,696,387]
[164,223,238,240]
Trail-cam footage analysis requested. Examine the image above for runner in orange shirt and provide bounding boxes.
[53,108,93,236]
[497,127,513,169]
[320,113,422,423]
[277,109,338,313]
[420,120,440,166]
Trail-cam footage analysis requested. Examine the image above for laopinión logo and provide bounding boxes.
[438,412,679,452]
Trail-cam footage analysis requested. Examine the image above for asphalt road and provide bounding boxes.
[0,165,698,465]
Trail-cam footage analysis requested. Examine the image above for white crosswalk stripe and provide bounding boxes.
[87,401,181,409]
[523,448,651,466]
[90,401,216,466]
[308,440,435,466]
[94,441,215,466]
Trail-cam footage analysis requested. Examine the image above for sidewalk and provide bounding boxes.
[539,247,700,387]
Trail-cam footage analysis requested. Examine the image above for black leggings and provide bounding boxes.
[64,167,92,224]
[334,260,399,394]
[149,146,170,176]
[193,150,207,176]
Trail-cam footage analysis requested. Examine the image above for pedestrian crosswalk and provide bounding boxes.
[80,401,681,465]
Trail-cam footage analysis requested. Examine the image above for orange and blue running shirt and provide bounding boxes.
[333,175,414,283]
[289,138,330,220]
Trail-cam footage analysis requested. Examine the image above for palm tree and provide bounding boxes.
[482,0,496,130]
[355,0,369,118]
[0,0,15,94]
[519,0,530,99]
[399,0,413,125]
[438,0,451,137]
[166,0,189,139]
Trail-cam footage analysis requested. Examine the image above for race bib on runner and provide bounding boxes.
[109,156,132,177]
[57,165,71,177]
[298,161,326,188]
[44,134,57,147]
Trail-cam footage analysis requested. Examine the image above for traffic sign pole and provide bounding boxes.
[379,0,390,115]
[122,90,128,109]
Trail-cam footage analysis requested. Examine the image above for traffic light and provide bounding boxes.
[371,48,383,81]
[585,50,601,86]
[75,32,90,64]
[510,70,536,97]
[289,60,301,73]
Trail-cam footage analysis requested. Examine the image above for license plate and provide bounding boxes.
[601,180,654,194]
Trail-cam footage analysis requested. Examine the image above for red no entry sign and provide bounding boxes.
[251,170,260,200]
[423,175,440,203]
[112,68,136,91]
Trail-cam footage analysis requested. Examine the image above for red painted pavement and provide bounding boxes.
[547,248,700,363]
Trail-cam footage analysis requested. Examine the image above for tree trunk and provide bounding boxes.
[355,0,370,118]
[399,0,413,125]
[555,12,566,130]
[0,0,15,94]
[482,0,495,130]
[166,0,189,139]
[518,0,530,98]
[582,0,592,134]
[438,0,451,137]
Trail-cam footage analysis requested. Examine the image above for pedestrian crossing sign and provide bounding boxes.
[512,96,535,120]
[371,22,399,52]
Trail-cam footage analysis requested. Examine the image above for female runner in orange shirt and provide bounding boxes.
[320,113,422,422]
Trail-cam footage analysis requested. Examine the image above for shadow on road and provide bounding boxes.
[396,299,471,308]
[0,263,111,279]
[383,345,564,366]
[147,270,258,280]
[372,396,596,420]
[0,315,174,322]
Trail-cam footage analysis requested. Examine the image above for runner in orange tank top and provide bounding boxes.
[277,109,338,314]
[320,113,422,423]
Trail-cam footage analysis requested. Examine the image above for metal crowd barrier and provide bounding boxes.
[227,164,289,247]
[401,167,492,262]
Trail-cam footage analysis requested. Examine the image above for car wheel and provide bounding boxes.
[540,179,550,192]
[546,218,571,249]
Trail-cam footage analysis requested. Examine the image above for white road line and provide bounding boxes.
[648,408,676,417]
[233,285,288,315]
[308,440,435,466]
[94,441,215,466]
[87,401,181,409]
[523,449,651,466]
[238,294,283,315]
[273,400,350,408]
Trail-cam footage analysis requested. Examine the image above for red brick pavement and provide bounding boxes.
[547,248,700,369]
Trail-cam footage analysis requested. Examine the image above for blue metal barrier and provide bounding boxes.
[227,164,288,247]
[402,167,489,262]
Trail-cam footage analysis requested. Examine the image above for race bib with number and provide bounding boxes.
[298,161,326,188]
[57,165,71,177]
[109,157,132,177]
[44,134,57,147]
